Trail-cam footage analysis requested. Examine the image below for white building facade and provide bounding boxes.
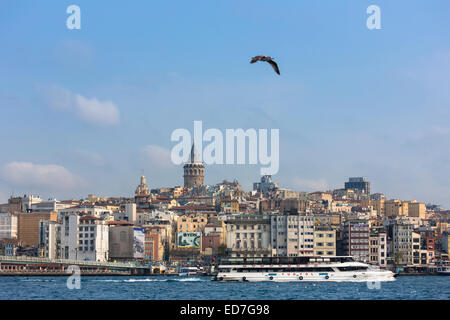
[60,213,109,262]
[0,212,17,239]
[271,213,315,257]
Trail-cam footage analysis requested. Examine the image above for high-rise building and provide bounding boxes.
[183,141,204,188]
[344,177,370,194]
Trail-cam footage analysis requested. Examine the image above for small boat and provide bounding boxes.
[179,266,202,276]
[436,261,450,275]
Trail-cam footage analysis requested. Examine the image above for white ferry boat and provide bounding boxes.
[212,256,395,282]
[436,261,450,275]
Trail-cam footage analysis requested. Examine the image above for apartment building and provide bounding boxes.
[313,226,336,256]
[176,214,208,233]
[389,220,414,266]
[39,220,61,259]
[369,230,387,267]
[385,200,408,217]
[0,212,17,239]
[16,211,58,246]
[342,220,370,262]
[271,213,315,257]
[60,213,109,261]
[226,215,271,258]
[407,201,426,219]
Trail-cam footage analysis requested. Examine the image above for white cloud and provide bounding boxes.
[74,94,120,126]
[40,85,120,126]
[291,177,328,192]
[141,145,174,169]
[0,162,84,191]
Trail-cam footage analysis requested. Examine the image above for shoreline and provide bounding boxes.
[1,272,447,277]
[0,272,207,277]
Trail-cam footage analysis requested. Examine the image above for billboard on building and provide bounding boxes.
[133,227,145,258]
[177,232,201,248]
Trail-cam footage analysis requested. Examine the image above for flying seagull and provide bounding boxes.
[250,55,280,75]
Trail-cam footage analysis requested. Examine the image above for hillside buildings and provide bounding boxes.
[0,168,446,271]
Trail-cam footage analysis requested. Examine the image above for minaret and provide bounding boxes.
[183,140,205,188]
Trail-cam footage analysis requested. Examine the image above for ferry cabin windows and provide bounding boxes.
[337,266,368,272]
[231,267,336,273]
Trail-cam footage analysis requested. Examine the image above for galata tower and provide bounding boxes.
[183,141,204,188]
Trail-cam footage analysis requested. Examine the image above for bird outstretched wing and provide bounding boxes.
[267,59,280,75]
[250,56,264,64]
[250,55,280,75]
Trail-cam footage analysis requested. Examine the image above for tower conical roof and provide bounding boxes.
[190,140,201,163]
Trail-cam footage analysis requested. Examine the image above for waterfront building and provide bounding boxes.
[144,229,164,261]
[342,220,370,263]
[108,222,135,260]
[0,212,17,239]
[16,211,58,247]
[226,215,271,258]
[313,226,336,256]
[369,229,387,267]
[201,234,222,256]
[412,231,422,265]
[59,213,109,261]
[387,219,414,266]
[0,238,20,256]
[442,231,450,254]
[271,213,315,257]
[146,225,171,259]
[38,220,61,259]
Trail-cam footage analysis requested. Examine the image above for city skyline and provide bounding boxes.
[1,1,450,207]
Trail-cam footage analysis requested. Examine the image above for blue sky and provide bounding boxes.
[1,0,450,207]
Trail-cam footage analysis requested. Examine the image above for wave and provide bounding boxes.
[92,277,208,283]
